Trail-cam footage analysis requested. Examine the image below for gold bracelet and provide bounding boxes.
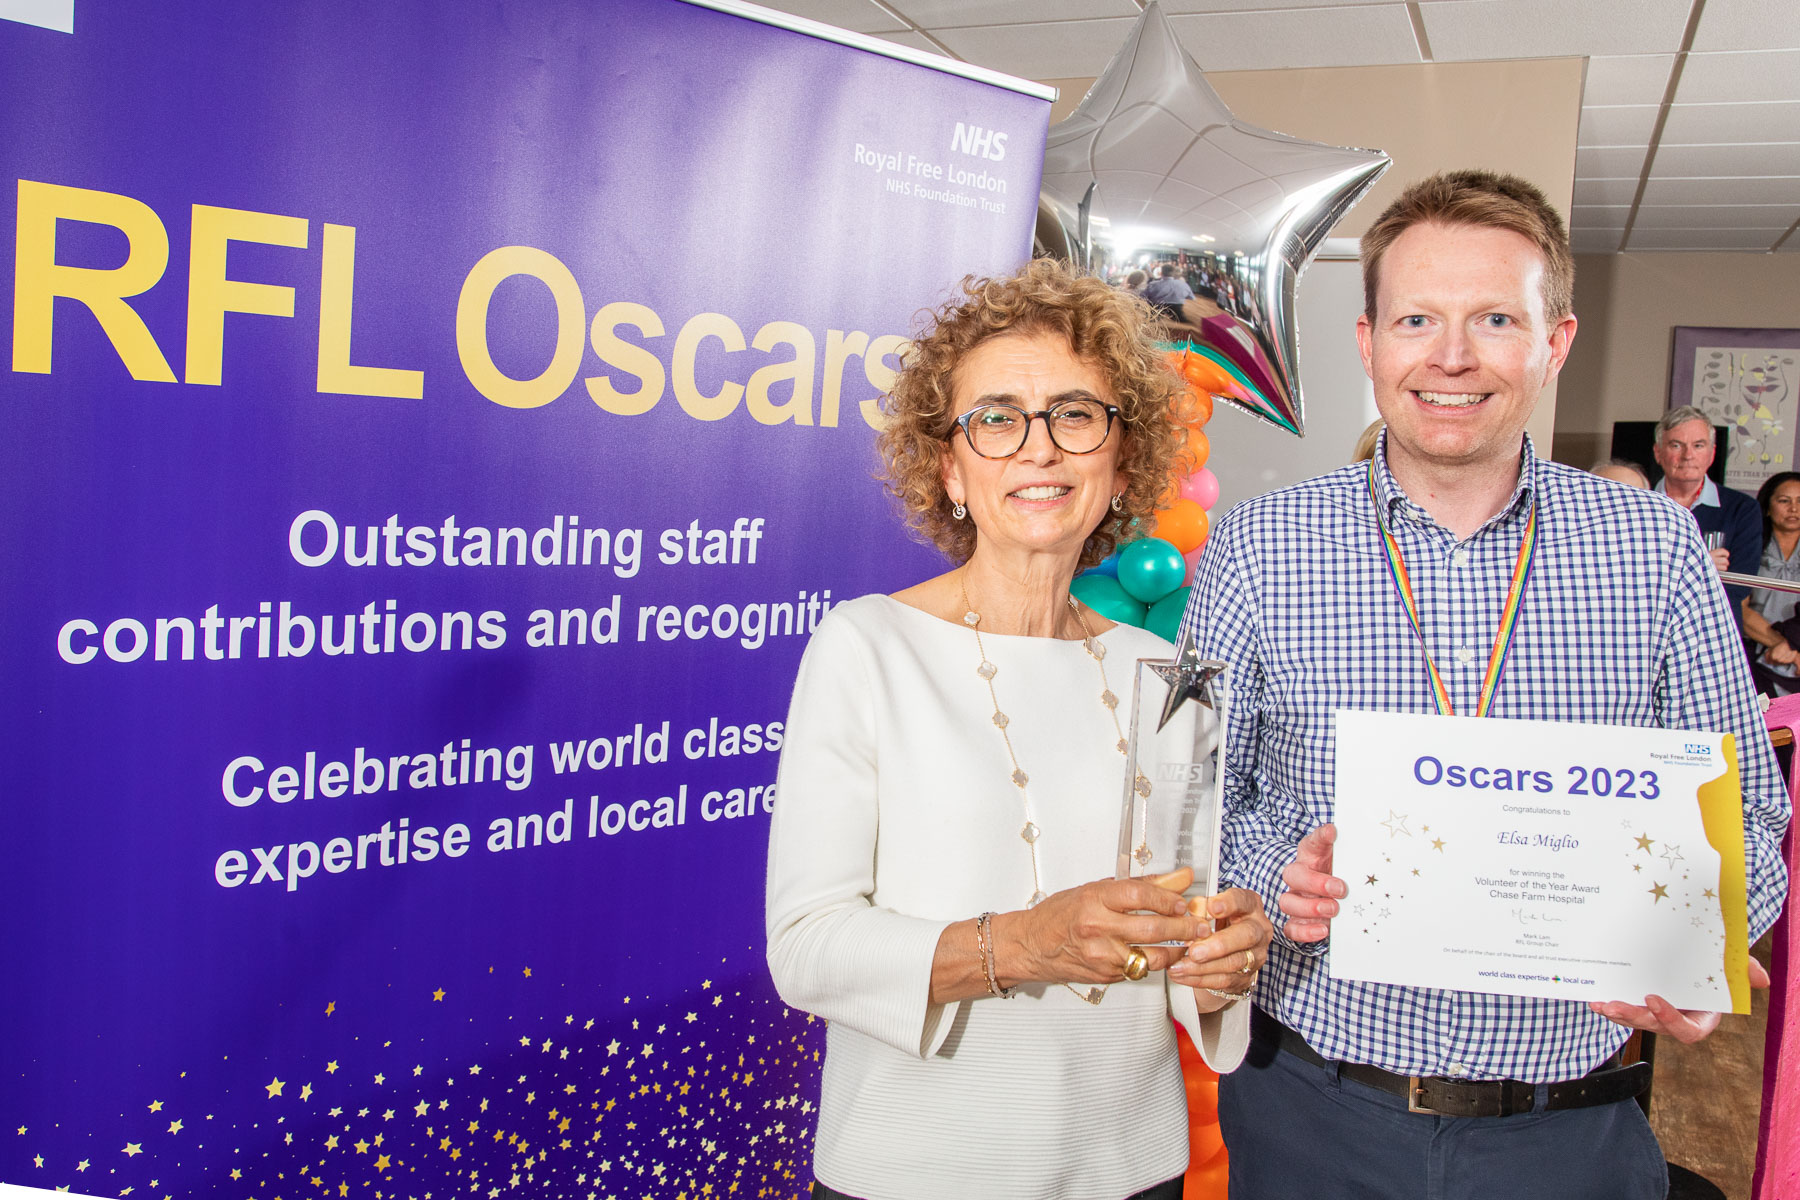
[977,912,1016,999]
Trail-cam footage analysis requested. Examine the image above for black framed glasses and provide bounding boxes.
[949,399,1121,459]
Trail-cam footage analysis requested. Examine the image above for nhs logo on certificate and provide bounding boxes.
[1329,711,1752,1014]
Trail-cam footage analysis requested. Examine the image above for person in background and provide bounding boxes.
[1351,418,1384,463]
[766,259,1272,1200]
[1143,263,1195,309]
[1123,268,1148,296]
[1652,406,1761,627]
[1591,458,1649,488]
[1183,169,1788,1199]
[1744,470,1800,697]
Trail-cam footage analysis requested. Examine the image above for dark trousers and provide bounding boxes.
[1218,1027,1667,1200]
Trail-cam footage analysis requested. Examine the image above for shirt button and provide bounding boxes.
[1447,1063,1469,1077]
[1455,645,1476,665]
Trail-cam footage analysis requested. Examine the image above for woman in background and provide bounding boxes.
[766,259,1270,1200]
[1744,470,1800,696]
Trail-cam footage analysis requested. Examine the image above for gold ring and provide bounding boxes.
[1123,949,1150,981]
[1239,949,1255,974]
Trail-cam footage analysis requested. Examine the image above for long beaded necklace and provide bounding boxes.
[959,573,1148,1005]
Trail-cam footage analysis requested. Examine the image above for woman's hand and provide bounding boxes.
[1169,887,1273,1011]
[994,870,1206,987]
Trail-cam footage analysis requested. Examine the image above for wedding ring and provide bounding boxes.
[1123,949,1150,981]
[1239,949,1256,974]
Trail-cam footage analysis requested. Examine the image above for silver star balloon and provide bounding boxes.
[1151,624,1227,733]
[1039,1,1389,436]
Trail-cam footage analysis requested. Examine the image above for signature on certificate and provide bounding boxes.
[1510,907,1566,926]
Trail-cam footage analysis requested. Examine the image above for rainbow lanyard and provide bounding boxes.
[1365,459,1539,718]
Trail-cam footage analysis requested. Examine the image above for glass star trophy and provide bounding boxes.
[1116,628,1229,944]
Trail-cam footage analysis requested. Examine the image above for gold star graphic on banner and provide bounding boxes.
[433,988,446,1001]
[265,1077,285,1098]
[167,1119,182,1135]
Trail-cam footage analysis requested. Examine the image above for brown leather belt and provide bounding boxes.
[1252,1008,1651,1119]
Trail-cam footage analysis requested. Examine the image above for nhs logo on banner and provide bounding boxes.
[0,0,74,33]
[952,121,1008,161]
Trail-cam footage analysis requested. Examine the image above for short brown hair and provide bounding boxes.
[877,259,1186,569]
[1360,170,1574,321]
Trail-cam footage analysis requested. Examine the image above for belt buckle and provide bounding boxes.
[1406,1076,1432,1114]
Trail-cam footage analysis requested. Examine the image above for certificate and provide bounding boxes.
[1330,711,1752,1013]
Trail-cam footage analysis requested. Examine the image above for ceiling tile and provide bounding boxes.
[1572,204,1631,229]
[1661,101,1800,146]
[1578,106,1661,147]
[869,28,950,56]
[929,16,1140,78]
[1641,175,1800,205]
[1165,7,1421,70]
[1631,203,1800,228]
[1161,0,1399,9]
[1421,0,1690,61]
[1652,141,1800,177]
[1677,50,1800,104]
[892,0,1138,27]
[1691,0,1800,53]
[1571,228,1626,253]
[1625,226,1787,250]
[1581,54,1676,106]
[755,0,909,34]
[1577,145,1650,176]
[1573,177,1642,204]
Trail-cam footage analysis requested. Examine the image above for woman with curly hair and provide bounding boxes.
[765,259,1270,1200]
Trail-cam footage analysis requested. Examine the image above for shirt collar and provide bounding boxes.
[1368,428,1538,534]
[1655,475,1720,508]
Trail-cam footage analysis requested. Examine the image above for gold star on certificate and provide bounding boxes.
[1431,837,1446,852]
[1381,810,1411,838]
[266,1077,286,1098]
[1703,888,1717,899]
[1649,883,1668,903]
[1365,874,1378,886]
[1633,833,1655,853]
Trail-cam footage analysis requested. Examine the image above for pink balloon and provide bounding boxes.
[1183,545,1204,585]
[1179,467,1220,510]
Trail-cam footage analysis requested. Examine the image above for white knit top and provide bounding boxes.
[765,595,1248,1200]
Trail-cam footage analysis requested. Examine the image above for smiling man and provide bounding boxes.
[1182,171,1789,1199]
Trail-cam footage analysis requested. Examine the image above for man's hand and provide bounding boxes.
[1771,641,1798,666]
[1588,957,1771,1044]
[1709,547,1731,574]
[1278,824,1347,943]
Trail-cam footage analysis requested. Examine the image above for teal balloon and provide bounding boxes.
[1071,573,1148,627]
[1117,536,1186,603]
[1147,586,1191,643]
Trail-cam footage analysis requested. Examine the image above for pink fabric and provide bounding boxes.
[1754,698,1800,1200]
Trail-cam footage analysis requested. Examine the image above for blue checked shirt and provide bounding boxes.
[1182,434,1791,1083]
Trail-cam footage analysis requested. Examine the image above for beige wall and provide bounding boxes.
[1553,253,1800,468]
[1042,58,1584,450]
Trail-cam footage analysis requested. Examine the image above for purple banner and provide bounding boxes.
[0,2,1048,1195]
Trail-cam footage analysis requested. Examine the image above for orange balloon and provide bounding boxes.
[1183,1145,1231,1200]
[1183,386,1214,429]
[1174,1020,1229,1200]
[1187,429,1210,472]
[1153,499,1206,554]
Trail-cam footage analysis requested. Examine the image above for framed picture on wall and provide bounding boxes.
[1670,326,1800,494]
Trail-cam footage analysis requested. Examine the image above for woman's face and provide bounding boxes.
[940,330,1125,564]
[1770,480,1800,535]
